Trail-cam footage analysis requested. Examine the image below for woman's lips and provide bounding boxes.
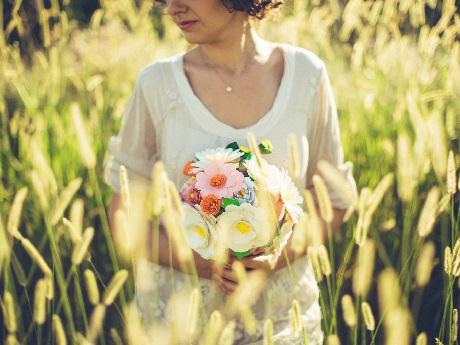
[178,20,197,31]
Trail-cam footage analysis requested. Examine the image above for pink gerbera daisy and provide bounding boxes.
[195,161,244,199]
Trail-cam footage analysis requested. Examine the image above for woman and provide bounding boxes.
[104,0,357,343]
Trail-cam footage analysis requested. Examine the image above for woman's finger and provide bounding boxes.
[221,278,238,294]
[241,257,261,270]
[222,267,238,283]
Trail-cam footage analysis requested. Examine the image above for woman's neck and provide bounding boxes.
[198,25,269,75]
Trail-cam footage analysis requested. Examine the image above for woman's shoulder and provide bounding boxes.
[282,43,326,83]
[135,52,183,88]
[283,43,325,69]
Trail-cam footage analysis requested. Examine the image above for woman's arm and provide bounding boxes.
[108,192,214,280]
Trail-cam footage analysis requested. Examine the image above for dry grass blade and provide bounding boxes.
[312,174,333,223]
[341,294,357,327]
[30,170,49,211]
[289,299,302,336]
[110,328,123,345]
[415,241,436,287]
[20,238,52,276]
[7,186,28,239]
[352,239,376,296]
[447,150,456,195]
[318,244,332,276]
[0,215,10,270]
[119,165,131,212]
[452,309,458,342]
[452,239,460,277]
[84,269,100,305]
[218,320,236,345]
[33,279,47,325]
[2,291,17,333]
[327,334,341,345]
[5,335,20,345]
[149,161,167,216]
[71,227,95,265]
[415,332,427,345]
[201,310,224,345]
[240,304,256,335]
[52,314,67,345]
[361,302,376,331]
[71,102,96,168]
[287,132,301,180]
[318,160,358,208]
[366,173,394,217]
[263,319,274,345]
[102,269,129,306]
[86,304,107,343]
[62,217,82,244]
[378,268,401,312]
[50,178,82,226]
[417,187,440,237]
[69,199,84,241]
[307,246,323,282]
[355,187,372,246]
[444,246,453,275]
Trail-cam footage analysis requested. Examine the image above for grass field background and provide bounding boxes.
[0,0,459,344]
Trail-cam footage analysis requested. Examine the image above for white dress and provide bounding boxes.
[103,43,357,344]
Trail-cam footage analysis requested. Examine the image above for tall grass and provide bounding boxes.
[0,0,459,344]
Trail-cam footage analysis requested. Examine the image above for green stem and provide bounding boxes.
[44,219,76,341]
[88,168,127,305]
[72,267,89,332]
[333,240,355,311]
[353,295,360,345]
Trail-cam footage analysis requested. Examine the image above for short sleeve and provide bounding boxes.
[103,75,158,193]
[305,63,358,210]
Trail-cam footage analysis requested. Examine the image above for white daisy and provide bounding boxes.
[244,158,303,223]
[182,203,216,259]
[274,168,304,223]
[191,147,244,173]
[216,203,276,253]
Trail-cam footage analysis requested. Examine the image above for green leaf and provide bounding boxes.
[222,198,240,208]
[258,140,273,154]
[225,142,240,151]
[242,152,252,161]
[234,250,251,259]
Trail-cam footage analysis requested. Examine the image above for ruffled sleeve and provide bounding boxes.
[103,74,158,194]
[305,63,358,210]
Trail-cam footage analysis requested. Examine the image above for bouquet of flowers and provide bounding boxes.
[179,141,304,259]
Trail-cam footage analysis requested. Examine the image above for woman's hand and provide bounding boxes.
[239,251,281,276]
[211,248,280,295]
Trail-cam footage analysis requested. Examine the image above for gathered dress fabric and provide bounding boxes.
[103,43,357,344]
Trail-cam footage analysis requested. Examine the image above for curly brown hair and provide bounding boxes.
[154,0,283,20]
[221,0,283,19]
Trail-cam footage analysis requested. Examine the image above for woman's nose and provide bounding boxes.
[166,0,187,16]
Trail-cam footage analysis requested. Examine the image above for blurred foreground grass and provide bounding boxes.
[0,0,459,344]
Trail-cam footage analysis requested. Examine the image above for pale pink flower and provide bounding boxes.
[195,161,244,198]
[180,182,202,206]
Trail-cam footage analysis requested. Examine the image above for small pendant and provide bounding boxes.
[225,86,233,92]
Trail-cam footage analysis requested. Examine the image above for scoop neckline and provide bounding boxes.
[171,43,294,139]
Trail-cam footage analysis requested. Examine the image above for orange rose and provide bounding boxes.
[183,161,195,176]
[200,194,221,216]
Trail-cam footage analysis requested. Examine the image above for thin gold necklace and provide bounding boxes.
[198,46,256,93]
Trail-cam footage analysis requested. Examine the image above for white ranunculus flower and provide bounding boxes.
[182,203,216,259]
[216,203,275,253]
[191,148,244,173]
